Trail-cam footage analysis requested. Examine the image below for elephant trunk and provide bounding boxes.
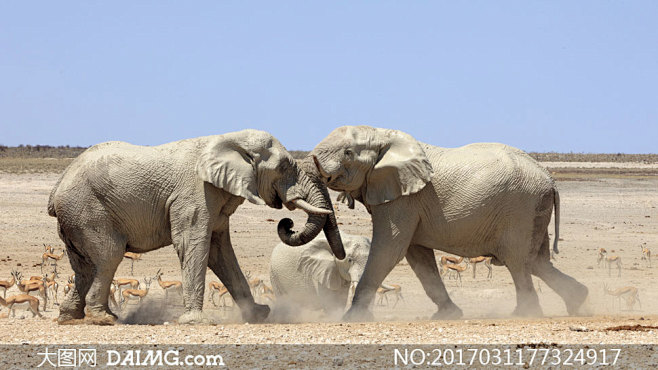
[277,157,346,260]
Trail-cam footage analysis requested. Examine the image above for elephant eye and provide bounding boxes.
[344,149,353,157]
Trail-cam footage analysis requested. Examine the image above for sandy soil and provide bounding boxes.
[0,163,657,346]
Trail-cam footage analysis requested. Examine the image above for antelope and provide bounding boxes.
[376,284,404,307]
[208,282,232,308]
[640,245,651,267]
[440,255,464,266]
[64,275,74,296]
[43,272,60,305]
[108,286,119,310]
[245,271,264,297]
[0,294,42,318]
[120,277,152,310]
[442,263,469,286]
[41,249,66,272]
[123,252,142,275]
[603,283,641,311]
[605,255,622,278]
[0,271,16,299]
[12,271,47,311]
[468,256,493,279]
[154,269,183,304]
[43,244,54,254]
[113,277,140,297]
[596,248,607,267]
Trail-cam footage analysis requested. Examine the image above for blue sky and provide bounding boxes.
[1,2,656,153]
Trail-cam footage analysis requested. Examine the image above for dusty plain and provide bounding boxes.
[0,159,657,367]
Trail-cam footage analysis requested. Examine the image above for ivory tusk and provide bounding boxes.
[290,199,332,215]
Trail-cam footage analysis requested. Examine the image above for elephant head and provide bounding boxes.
[311,126,433,207]
[196,129,345,259]
[299,234,371,295]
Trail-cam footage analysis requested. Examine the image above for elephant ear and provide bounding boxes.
[195,133,266,205]
[298,239,343,291]
[365,129,433,205]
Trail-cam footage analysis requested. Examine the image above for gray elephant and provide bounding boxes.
[48,129,344,324]
[310,125,588,321]
[269,233,370,316]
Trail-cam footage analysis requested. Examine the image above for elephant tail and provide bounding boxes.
[552,187,560,255]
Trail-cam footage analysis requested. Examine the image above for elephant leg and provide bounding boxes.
[84,234,125,323]
[208,229,270,323]
[173,234,211,324]
[58,239,94,323]
[531,235,589,315]
[343,208,418,322]
[507,260,542,317]
[406,245,462,320]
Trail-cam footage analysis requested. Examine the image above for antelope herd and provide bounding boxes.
[0,240,653,319]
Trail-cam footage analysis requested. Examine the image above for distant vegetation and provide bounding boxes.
[0,145,656,174]
[0,145,87,158]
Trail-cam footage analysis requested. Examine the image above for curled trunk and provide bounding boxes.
[277,157,345,260]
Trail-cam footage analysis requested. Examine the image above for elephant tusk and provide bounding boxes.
[290,199,332,215]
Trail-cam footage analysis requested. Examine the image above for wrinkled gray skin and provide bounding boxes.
[48,130,344,325]
[311,126,589,321]
[270,233,370,314]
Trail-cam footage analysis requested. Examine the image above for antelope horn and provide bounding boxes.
[290,199,332,215]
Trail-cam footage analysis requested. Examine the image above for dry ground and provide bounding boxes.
[0,163,657,346]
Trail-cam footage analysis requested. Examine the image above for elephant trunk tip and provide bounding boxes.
[277,218,308,247]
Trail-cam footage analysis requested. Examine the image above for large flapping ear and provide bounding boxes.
[365,128,433,205]
[298,238,343,291]
[196,130,287,205]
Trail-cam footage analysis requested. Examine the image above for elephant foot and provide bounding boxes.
[431,302,463,320]
[512,303,543,318]
[566,285,590,316]
[241,303,270,323]
[84,306,118,325]
[342,306,374,322]
[58,303,86,324]
[178,310,210,325]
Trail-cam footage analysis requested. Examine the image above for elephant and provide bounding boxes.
[47,129,345,325]
[269,233,370,317]
[310,125,589,321]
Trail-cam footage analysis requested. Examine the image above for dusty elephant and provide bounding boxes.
[310,125,588,321]
[48,129,344,324]
[269,233,370,317]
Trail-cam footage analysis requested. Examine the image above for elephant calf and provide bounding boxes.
[269,233,370,318]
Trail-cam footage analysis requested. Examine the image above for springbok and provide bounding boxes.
[245,271,264,297]
[0,271,16,299]
[605,256,622,278]
[376,284,404,307]
[640,245,651,267]
[596,248,607,267]
[43,272,60,305]
[154,269,182,305]
[120,278,152,310]
[13,271,48,311]
[0,294,42,318]
[208,281,232,308]
[41,249,66,272]
[603,283,640,311]
[123,252,142,275]
[468,256,493,279]
[113,277,140,297]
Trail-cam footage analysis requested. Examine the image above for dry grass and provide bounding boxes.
[0,158,75,174]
